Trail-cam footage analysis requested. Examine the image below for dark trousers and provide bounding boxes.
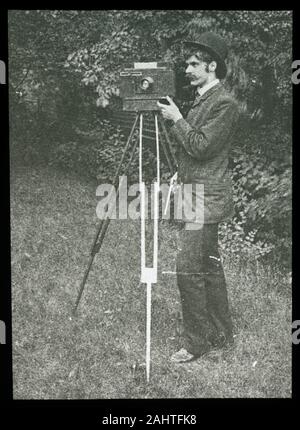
[176,223,233,355]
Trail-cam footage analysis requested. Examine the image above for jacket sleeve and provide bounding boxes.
[170,98,239,160]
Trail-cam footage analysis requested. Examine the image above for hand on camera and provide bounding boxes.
[157,96,183,123]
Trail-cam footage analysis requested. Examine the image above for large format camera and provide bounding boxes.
[119,62,176,111]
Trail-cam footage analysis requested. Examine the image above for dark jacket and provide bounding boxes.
[171,82,239,224]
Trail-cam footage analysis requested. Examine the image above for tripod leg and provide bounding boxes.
[153,112,174,174]
[89,112,140,255]
[91,131,140,257]
[90,114,140,255]
[110,113,140,189]
[73,253,96,314]
[73,113,140,314]
[157,114,178,172]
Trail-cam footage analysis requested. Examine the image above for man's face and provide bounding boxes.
[185,54,210,87]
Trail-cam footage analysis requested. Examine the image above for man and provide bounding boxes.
[157,32,239,362]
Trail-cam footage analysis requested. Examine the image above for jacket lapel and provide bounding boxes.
[191,83,222,108]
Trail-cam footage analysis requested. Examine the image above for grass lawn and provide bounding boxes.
[10,164,291,398]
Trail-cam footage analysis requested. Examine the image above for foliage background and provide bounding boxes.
[8,10,292,267]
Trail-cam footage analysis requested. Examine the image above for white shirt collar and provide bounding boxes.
[197,79,220,97]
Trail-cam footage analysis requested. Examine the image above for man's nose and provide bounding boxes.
[185,65,192,74]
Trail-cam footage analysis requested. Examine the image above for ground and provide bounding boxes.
[10,164,291,399]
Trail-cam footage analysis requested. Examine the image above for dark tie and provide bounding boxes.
[191,91,202,108]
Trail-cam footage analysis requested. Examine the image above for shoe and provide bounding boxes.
[170,348,197,363]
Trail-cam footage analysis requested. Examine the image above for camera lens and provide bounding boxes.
[140,76,154,91]
[141,79,150,90]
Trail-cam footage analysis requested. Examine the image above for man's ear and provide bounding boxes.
[208,61,217,73]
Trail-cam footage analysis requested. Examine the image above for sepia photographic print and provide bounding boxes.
[7,9,293,400]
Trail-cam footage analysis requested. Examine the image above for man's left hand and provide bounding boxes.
[157,96,183,123]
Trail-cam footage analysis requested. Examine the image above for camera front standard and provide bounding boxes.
[119,62,176,111]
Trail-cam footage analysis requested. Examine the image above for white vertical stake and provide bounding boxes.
[139,112,160,384]
[146,282,152,383]
[139,114,146,272]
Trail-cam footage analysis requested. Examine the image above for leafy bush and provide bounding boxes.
[219,123,291,266]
